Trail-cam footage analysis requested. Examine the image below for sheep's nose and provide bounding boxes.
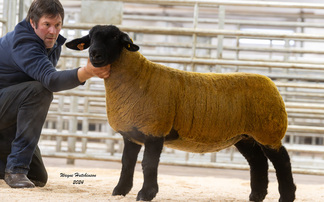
[90,50,103,61]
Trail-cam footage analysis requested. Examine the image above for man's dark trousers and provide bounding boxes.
[0,81,53,185]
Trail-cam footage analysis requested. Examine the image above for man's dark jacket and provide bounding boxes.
[0,19,82,91]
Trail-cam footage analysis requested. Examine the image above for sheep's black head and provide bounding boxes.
[65,25,139,67]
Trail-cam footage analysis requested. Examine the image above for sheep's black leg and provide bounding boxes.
[112,136,142,196]
[136,136,164,201]
[260,145,296,202]
[235,138,269,202]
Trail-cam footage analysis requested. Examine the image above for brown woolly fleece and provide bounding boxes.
[104,49,287,153]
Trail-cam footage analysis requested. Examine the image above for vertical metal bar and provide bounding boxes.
[191,3,199,72]
[235,35,240,72]
[81,115,88,153]
[18,0,32,22]
[281,38,289,105]
[81,82,90,153]
[106,127,117,155]
[289,134,294,144]
[299,10,304,58]
[284,38,290,62]
[185,152,189,161]
[210,153,216,162]
[269,39,273,73]
[56,96,64,152]
[2,0,9,35]
[67,96,78,165]
[230,147,235,161]
[19,0,24,22]
[207,37,213,72]
[216,5,225,73]
[118,136,123,153]
[283,38,290,77]
[7,0,17,32]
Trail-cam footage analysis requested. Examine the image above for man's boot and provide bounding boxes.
[4,173,35,188]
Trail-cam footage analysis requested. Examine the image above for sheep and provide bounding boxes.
[66,25,296,202]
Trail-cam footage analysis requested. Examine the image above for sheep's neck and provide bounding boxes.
[104,48,176,133]
[108,49,160,93]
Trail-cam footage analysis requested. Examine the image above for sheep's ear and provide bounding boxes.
[65,35,91,51]
[121,34,139,52]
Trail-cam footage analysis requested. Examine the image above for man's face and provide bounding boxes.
[30,15,62,49]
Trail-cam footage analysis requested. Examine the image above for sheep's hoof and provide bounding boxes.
[278,183,296,202]
[279,195,295,202]
[112,184,132,196]
[249,191,266,202]
[136,187,158,201]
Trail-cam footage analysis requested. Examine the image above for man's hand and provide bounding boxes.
[77,58,111,82]
[88,60,111,79]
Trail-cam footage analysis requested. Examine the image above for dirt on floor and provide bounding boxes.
[0,158,323,201]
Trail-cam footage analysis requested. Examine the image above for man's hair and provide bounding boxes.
[26,0,64,27]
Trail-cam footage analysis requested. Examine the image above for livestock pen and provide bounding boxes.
[2,0,324,175]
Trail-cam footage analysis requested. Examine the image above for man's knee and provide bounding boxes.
[1,81,53,106]
[25,81,53,104]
